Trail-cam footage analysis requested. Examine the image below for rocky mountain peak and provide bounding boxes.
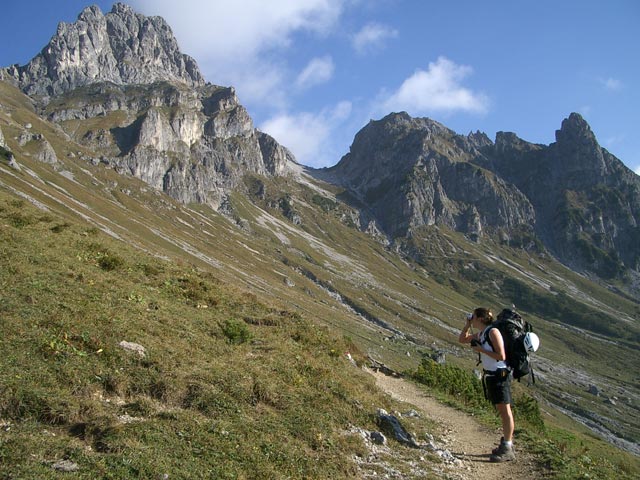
[555,112,596,145]
[1,2,204,100]
[494,131,536,156]
[0,3,301,210]
[111,2,136,16]
[466,130,492,149]
[551,112,608,179]
[77,4,103,22]
[323,112,535,238]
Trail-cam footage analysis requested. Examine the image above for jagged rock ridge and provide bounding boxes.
[1,3,298,209]
[1,3,204,100]
[322,112,640,280]
[320,113,535,241]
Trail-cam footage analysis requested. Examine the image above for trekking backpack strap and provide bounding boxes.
[483,325,496,351]
[529,361,535,385]
[477,325,494,366]
[516,356,535,384]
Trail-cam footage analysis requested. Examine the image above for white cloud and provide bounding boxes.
[635,165,640,176]
[130,0,346,104]
[295,56,335,90]
[579,105,592,117]
[352,22,398,54]
[260,101,352,167]
[382,56,489,115]
[604,133,625,149]
[599,77,622,91]
[132,0,344,63]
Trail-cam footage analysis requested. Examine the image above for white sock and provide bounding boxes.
[504,440,513,447]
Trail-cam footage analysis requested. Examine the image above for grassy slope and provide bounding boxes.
[0,191,412,478]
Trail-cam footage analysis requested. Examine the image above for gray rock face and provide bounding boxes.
[478,113,640,277]
[323,112,535,239]
[1,3,204,100]
[324,111,640,279]
[14,130,59,164]
[0,3,298,210]
[44,80,294,208]
[257,132,297,176]
[376,408,420,448]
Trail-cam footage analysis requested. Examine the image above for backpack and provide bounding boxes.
[486,308,536,383]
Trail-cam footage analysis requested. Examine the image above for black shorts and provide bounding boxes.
[484,369,512,405]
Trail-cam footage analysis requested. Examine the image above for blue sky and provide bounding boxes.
[1,1,638,174]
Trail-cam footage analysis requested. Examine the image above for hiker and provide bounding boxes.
[458,307,516,462]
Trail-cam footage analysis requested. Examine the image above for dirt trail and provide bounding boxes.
[372,371,545,480]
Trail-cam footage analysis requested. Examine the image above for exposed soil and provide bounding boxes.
[372,370,548,480]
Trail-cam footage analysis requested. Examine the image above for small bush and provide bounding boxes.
[97,252,124,271]
[0,145,11,162]
[51,222,71,233]
[410,358,487,409]
[514,392,545,433]
[170,275,218,306]
[221,318,252,344]
[7,212,35,229]
[138,262,164,276]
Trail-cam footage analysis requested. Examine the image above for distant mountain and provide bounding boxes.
[318,113,535,238]
[321,112,640,282]
[477,113,640,279]
[1,3,204,99]
[1,3,297,209]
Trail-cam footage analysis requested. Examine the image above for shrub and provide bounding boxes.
[50,222,71,233]
[7,212,35,228]
[221,318,252,344]
[97,252,124,271]
[410,358,487,409]
[513,392,545,433]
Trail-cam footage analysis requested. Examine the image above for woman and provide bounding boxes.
[458,307,516,462]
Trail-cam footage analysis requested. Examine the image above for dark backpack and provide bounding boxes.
[486,309,536,383]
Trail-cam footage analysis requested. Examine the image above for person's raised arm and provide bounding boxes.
[459,317,474,344]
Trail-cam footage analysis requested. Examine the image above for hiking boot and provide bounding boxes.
[492,437,516,455]
[490,442,516,462]
[491,437,504,455]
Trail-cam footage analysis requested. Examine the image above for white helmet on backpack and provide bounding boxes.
[524,332,540,352]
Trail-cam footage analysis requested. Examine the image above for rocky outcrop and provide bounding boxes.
[0,3,300,210]
[1,3,203,101]
[478,113,640,277]
[257,132,297,176]
[322,111,640,279]
[14,130,59,164]
[320,112,536,239]
[45,80,294,208]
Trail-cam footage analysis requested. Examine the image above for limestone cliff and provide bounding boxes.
[321,111,640,279]
[321,113,536,239]
[1,3,203,101]
[1,3,296,209]
[477,113,640,277]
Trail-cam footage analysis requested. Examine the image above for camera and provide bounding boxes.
[466,313,473,321]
